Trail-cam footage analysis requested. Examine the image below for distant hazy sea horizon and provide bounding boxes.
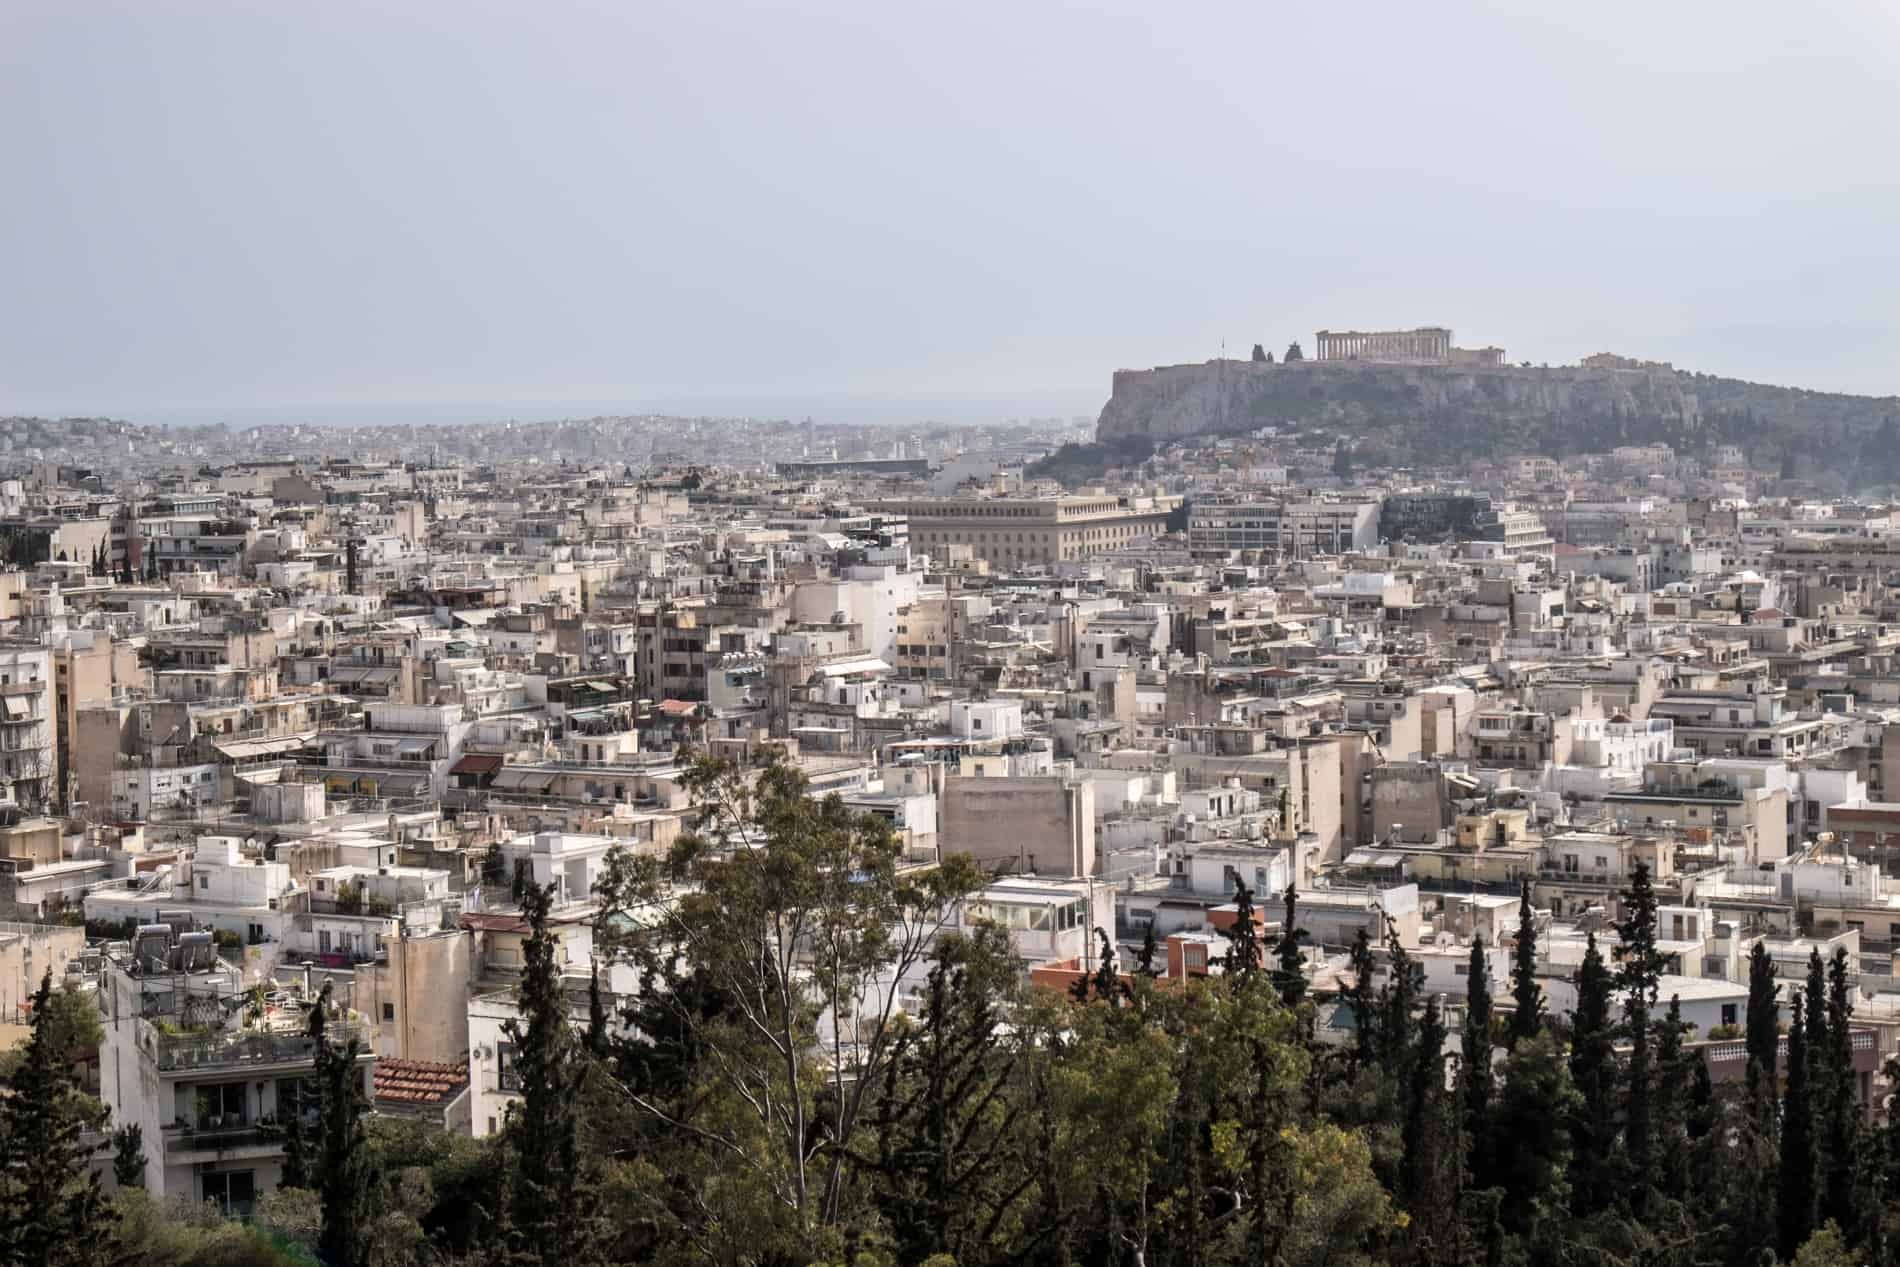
[95,389,1103,430]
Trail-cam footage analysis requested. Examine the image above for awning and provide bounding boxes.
[1,696,26,720]
[818,656,891,677]
[1344,849,1401,867]
[394,736,438,756]
[450,753,503,777]
[491,767,558,792]
[212,732,317,761]
[330,665,400,685]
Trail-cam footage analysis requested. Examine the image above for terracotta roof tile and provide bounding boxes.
[374,1058,469,1105]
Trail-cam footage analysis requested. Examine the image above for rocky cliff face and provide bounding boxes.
[1092,359,1900,467]
[1096,360,1699,445]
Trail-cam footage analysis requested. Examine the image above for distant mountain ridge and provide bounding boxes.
[1091,358,1900,471]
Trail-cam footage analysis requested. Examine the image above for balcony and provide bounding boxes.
[162,1120,280,1157]
[150,1020,371,1071]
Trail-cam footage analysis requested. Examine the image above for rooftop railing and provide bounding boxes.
[150,1019,371,1071]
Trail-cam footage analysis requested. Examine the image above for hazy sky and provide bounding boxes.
[6,1,1900,425]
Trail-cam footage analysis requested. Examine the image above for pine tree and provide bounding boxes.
[505,880,595,1266]
[0,972,114,1267]
[1251,343,1268,363]
[1779,990,1818,1260]
[311,982,375,1267]
[1568,929,1619,1216]
[1461,934,1495,1191]
[1508,879,1543,1047]
[1273,883,1307,1007]
[1332,439,1354,481]
[1284,341,1305,362]
[1746,939,1780,1103]
[862,927,1033,1265]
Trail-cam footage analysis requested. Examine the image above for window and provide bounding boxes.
[382,1003,395,1022]
[200,1082,247,1127]
[202,1169,255,1217]
[198,875,209,890]
[498,1042,521,1092]
[1721,1003,1738,1027]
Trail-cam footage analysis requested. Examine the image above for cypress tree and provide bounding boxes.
[1508,879,1543,1047]
[311,982,375,1267]
[1347,926,1378,1069]
[279,1052,313,1189]
[506,880,595,1266]
[1820,946,1859,1234]
[1273,882,1307,1007]
[586,955,609,1058]
[1653,994,1691,1202]
[1461,934,1495,1190]
[1222,881,1262,974]
[1401,993,1449,1209]
[1745,939,1780,1103]
[0,972,112,1267]
[1379,919,1421,1080]
[1136,921,1160,977]
[1884,1055,1900,1202]
[1779,990,1818,1260]
[1615,860,1665,1205]
[111,1123,147,1190]
[1493,1030,1577,1237]
[1568,929,1618,1216]
[1087,928,1123,1007]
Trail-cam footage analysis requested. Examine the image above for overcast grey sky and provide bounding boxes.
[5,0,1899,424]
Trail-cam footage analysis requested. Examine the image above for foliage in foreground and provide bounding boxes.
[16,758,1900,1267]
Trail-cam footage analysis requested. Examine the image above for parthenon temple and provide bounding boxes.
[1315,327,1453,363]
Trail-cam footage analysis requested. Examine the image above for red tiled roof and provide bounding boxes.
[450,753,504,776]
[374,1059,469,1105]
[657,699,699,716]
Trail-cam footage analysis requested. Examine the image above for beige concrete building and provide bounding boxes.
[940,775,1097,877]
[52,631,140,810]
[0,920,84,1019]
[877,496,1178,566]
[353,926,472,1064]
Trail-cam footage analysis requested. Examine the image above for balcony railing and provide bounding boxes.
[150,1020,371,1071]
[163,1122,278,1155]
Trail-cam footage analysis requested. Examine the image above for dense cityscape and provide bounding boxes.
[1,328,1900,1265]
[11,0,1900,1263]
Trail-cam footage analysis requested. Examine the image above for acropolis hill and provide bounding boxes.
[1093,339,1900,471]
